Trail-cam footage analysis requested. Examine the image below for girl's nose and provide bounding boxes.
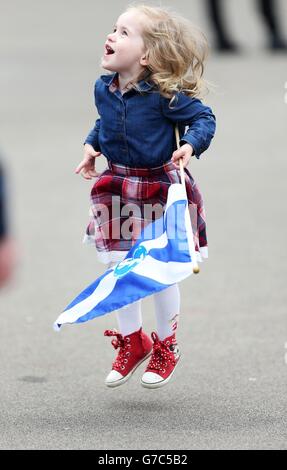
[107,31,116,41]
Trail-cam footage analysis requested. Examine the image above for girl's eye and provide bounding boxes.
[113,28,128,36]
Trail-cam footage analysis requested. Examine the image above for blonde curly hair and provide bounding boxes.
[126,3,210,99]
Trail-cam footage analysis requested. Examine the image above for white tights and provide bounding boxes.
[108,261,180,340]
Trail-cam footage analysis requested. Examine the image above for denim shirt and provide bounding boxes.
[84,72,216,168]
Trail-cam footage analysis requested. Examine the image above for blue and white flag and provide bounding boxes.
[54,183,198,331]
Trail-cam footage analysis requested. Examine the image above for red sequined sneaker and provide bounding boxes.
[104,327,153,388]
[141,331,181,389]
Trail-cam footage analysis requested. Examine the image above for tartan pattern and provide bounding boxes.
[84,160,207,257]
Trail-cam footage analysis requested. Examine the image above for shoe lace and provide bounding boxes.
[147,332,176,372]
[104,329,131,370]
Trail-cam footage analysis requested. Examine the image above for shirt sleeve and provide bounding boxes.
[84,81,101,151]
[84,118,101,150]
[160,93,216,159]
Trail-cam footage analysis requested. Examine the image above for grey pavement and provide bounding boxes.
[0,0,287,450]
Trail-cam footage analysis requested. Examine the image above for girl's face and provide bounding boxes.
[101,10,148,76]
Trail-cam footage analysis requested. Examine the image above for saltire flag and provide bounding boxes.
[54,183,199,331]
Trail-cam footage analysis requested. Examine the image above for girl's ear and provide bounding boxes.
[140,53,149,66]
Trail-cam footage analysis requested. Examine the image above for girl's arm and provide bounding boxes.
[77,118,102,179]
[160,93,216,160]
[84,117,101,151]
[75,81,102,180]
[84,80,102,151]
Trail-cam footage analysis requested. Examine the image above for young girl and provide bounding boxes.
[75,4,216,389]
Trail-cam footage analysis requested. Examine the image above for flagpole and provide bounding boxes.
[175,124,200,274]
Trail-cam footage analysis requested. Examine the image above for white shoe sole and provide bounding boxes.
[105,350,152,388]
[140,353,181,389]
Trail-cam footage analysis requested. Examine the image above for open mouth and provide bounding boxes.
[105,44,115,55]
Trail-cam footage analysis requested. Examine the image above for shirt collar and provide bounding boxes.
[100,72,155,92]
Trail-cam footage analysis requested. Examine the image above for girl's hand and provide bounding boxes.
[171,143,194,170]
[75,144,102,180]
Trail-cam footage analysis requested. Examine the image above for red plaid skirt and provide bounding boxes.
[83,159,208,264]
